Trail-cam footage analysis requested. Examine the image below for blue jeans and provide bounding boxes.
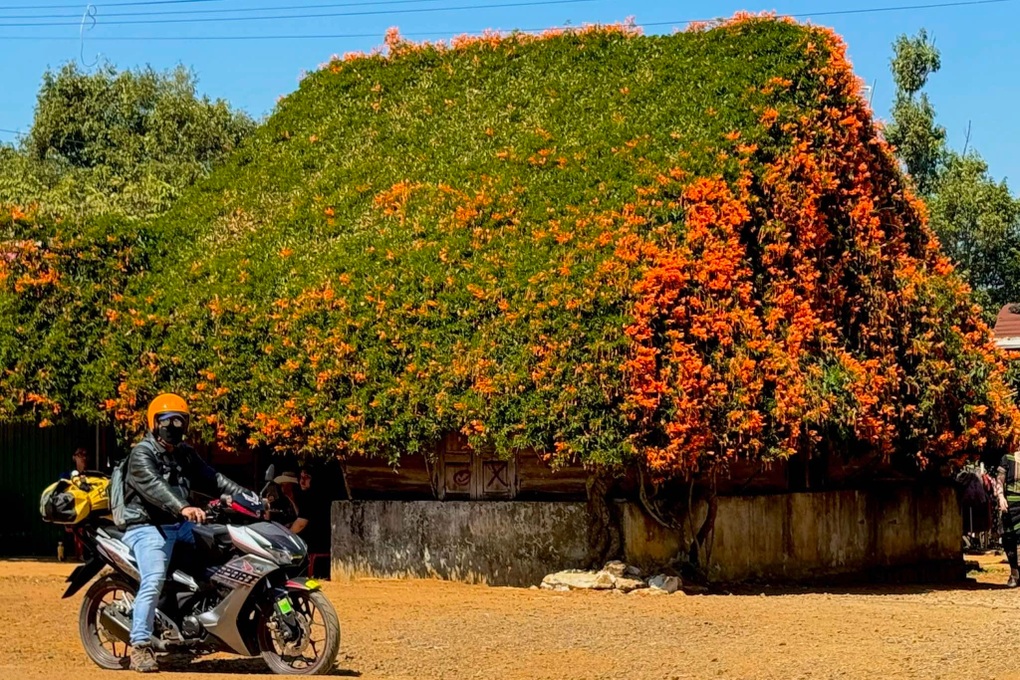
[123,522,194,646]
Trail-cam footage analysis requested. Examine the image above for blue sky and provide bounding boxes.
[1,0,1018,184]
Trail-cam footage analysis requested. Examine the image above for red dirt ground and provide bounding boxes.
[2,555,1019,679]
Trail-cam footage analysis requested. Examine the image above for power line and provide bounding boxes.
[2,0,457,19]
[0,0,224,9]
[749,0,1012,20]
[0,0,595,26]
[5,0,1009,17]
[631,0,1017,27]
[0,31,380,40]
[0,0,1013,38]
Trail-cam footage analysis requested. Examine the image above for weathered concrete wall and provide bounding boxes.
[331,484,962,586]
[331,500,590,586]
[621,484,963,583]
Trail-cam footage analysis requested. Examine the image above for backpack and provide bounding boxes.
[109,454,130,529]
[109,438,157,529]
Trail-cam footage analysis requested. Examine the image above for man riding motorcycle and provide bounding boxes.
[121,393,249,673]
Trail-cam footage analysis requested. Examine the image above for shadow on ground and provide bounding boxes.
[160,656,360,676]
[714,553,1009,597]
[716,577,1007,597]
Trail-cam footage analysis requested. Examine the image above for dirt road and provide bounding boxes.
[3,556,1020,680]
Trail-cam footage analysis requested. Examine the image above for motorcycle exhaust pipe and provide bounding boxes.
[98,606,132,646]
[98,607,173,652]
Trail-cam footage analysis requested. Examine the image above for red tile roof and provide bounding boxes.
[994,304,1020,339]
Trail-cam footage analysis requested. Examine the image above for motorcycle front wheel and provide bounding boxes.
[78,573,134,670]
[258,590,341,676]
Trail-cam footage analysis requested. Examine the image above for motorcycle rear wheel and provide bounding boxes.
[258,590,341,675]
[78,573,134,670]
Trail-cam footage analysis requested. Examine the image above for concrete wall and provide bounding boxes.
[331,500,590,586]
[331,484,963,586]
[621,484,963,583]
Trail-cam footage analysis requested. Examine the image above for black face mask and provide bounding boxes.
[155,414,189,446]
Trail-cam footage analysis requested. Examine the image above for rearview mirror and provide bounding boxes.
[265,464,276,483]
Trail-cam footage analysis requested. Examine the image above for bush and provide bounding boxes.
[3,16,1017,477]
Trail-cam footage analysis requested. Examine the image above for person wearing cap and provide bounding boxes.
[272,469,326,548]
[269,470,301,527]
[275,471,300,486]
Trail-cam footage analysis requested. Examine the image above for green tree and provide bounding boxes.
[928,154,1020,310]
[886,29,945,195]
[0,61,255,219]
[888,30,1020,312]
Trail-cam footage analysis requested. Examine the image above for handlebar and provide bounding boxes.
[203,492,267,525]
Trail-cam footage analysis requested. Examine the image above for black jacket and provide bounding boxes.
[122,432,246,528]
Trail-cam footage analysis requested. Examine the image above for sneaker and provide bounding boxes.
[1008,569,1019,589]
[130,644,159,673]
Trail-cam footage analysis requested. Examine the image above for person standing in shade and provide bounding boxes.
[295,467,331,558]
[995,451,1020,587]
[61,447,91,561]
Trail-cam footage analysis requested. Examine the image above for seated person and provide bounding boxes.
[266,470,300,526]
[65,447,88,480]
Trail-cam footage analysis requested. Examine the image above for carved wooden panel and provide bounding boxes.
[444,461,473,497]
[436,432,517,500]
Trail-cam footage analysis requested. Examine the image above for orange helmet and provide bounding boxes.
[147,393,190,431]
[148,391,190,428]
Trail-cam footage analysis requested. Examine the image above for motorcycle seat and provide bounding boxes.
[99,526,126,542]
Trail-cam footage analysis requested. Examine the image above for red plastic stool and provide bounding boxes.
[307,553,330,579]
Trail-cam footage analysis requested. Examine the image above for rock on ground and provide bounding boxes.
[647,575,681,594]
[610,576,647,593]
[540,570,615,591]
[602,561,628,578]
[541,563,651,592]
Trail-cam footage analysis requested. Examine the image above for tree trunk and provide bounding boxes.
[585,472,621,569]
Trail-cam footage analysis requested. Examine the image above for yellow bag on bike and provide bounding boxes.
[39,474,111,525]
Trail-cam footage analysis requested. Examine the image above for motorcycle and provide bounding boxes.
[59,464,340,675]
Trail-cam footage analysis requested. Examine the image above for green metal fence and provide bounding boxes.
[0,421,111,557]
